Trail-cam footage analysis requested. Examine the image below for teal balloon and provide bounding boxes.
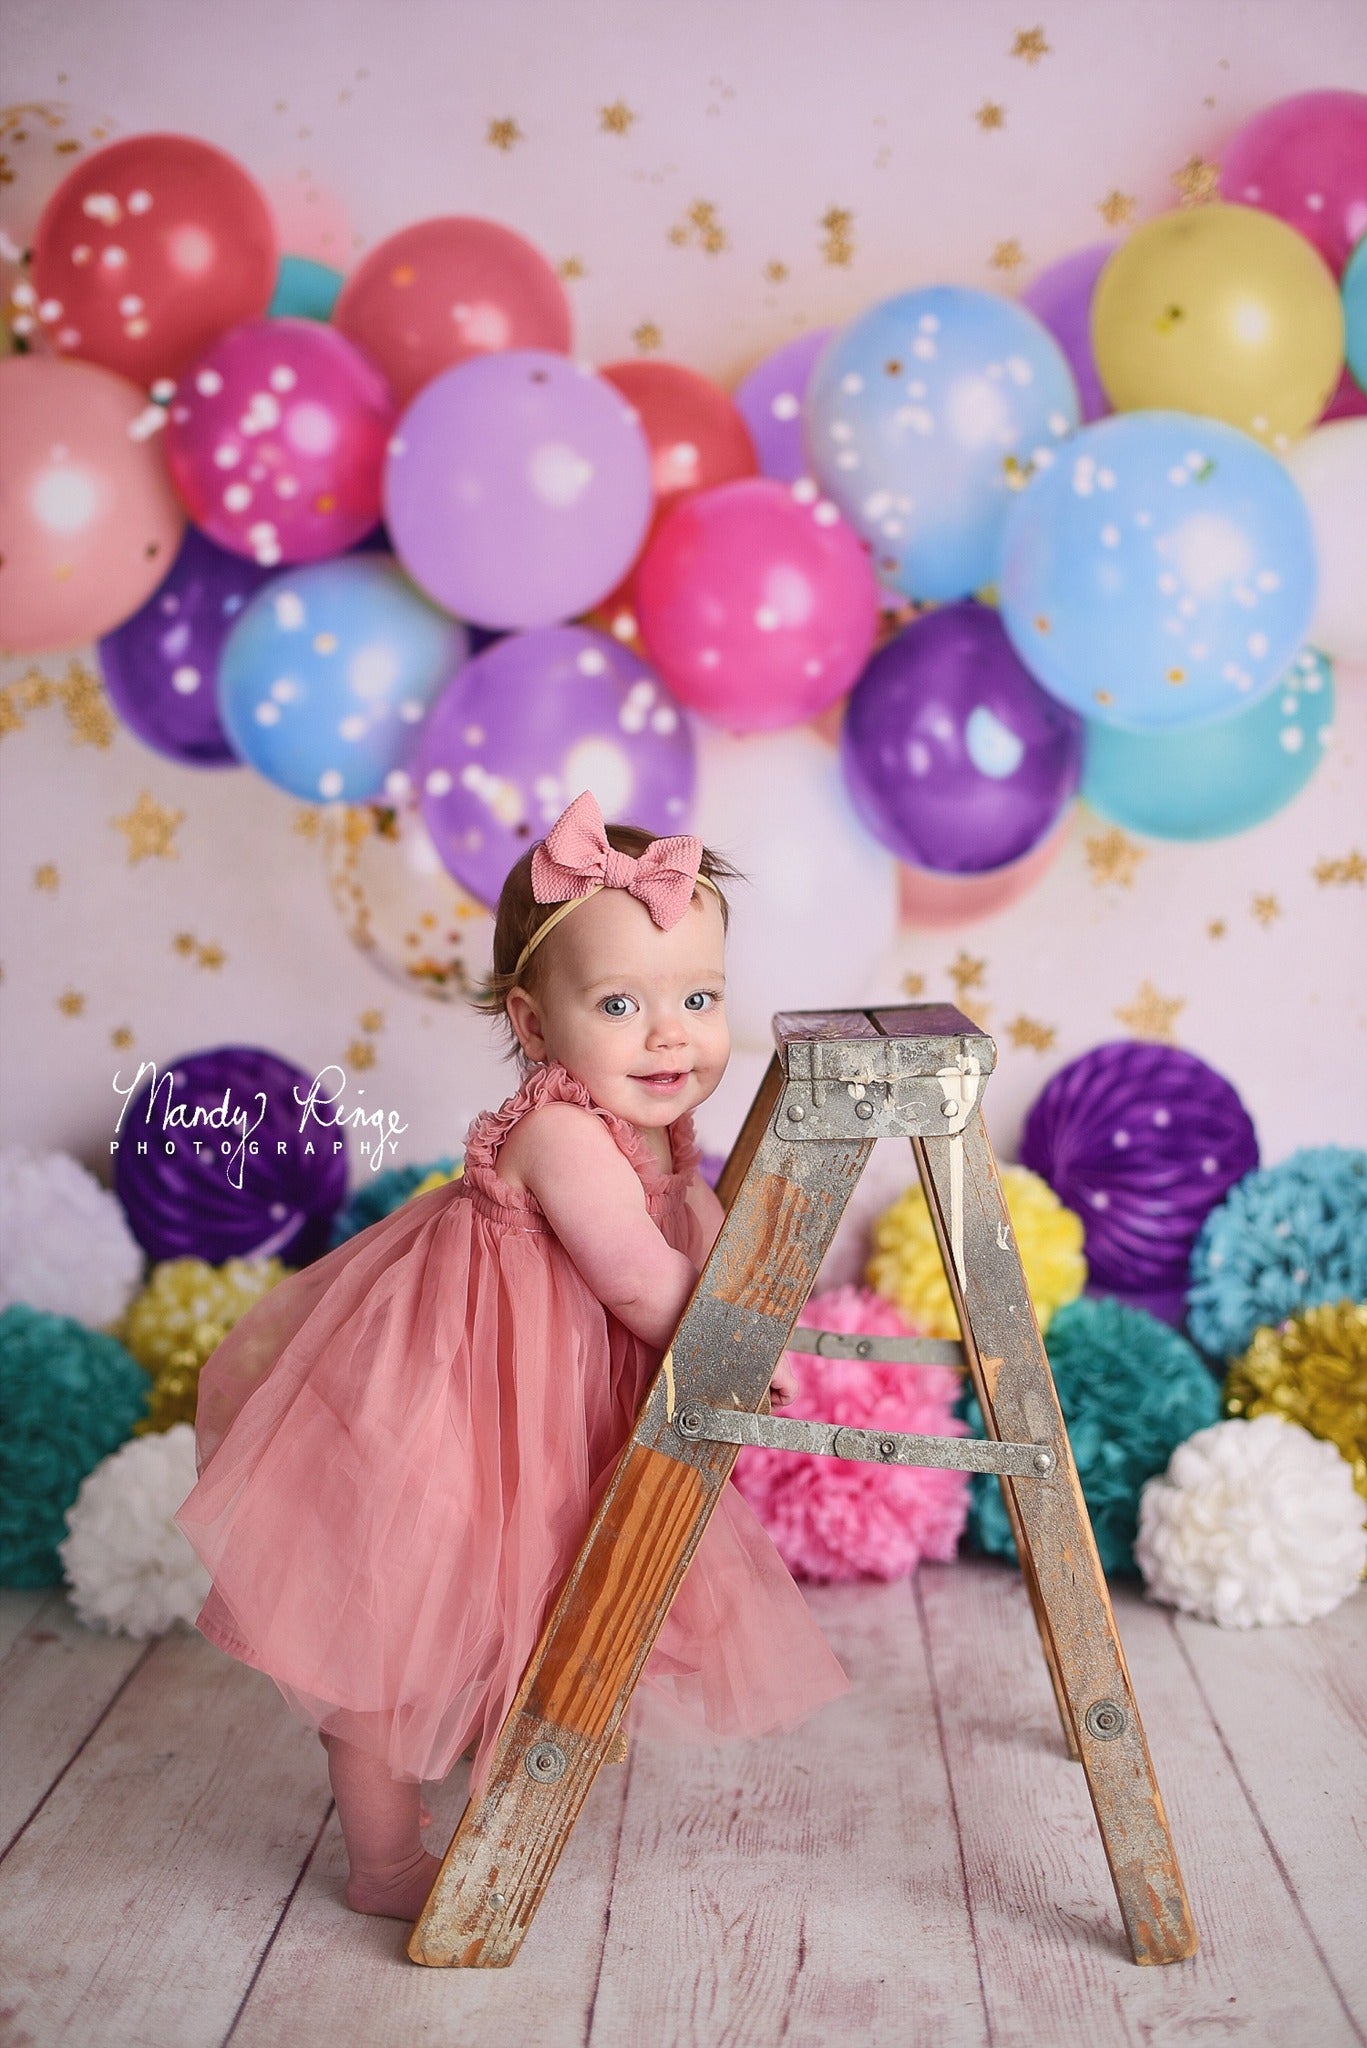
[1083,648,1334,840]
[1343,235,1367,394]
[268,255,344,322]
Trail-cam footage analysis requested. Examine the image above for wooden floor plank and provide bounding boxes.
[588,1580,989,2048]
[1173,1587,1367,2032]
[918,1559,1361,2048]
[0,1631,332,2048]
[0,1587,51,1664]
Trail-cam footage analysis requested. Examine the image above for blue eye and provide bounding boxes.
[683,991,717,1012]
[600,994,637,1018]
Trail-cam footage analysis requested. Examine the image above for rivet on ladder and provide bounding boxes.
[855,1099,874,1120]
[488,1891,506,1908]
[1083,1700,1128,1742]
[787,1103,805,1121]
[524,1741,568,1782]
[1032,1448,1056,1475]
[940,1100,959,1118]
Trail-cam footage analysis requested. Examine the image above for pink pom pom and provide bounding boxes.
[732,1285,969,1583]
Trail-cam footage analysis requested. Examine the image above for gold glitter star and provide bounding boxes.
[1207,918,1227,939]
[820,205,855,266]
[599,99,636,135]
[57,988,86,1017]
[975,101,1007,131]
[949,951,987,998]
[0,688,24,740]
[632,320,663,351]
[901,972,926,998]
[345,1037,377,1071]
[990,238,1025,272]
[1097,189,1137,227]
[293,807,321,838]
[1006,1014,1057,1052]
[763,259,789,283]
[59,660,116,748]
[1115,981,1185,1043]
[359,1008,384,1034]
[1250,892,1281,927]
[1011,26,1051,61]
[114,791,184,864]
[111,1025,134,1048]
[486,117,524,152]
[172,931,197,955]
[557,255,586,280]
[33,863,59,892]
[1173,154,1220,205]
[1313,850,1366,886]
[1085,826,1146,888]
[195,941,226,970]
[18,668,56,710]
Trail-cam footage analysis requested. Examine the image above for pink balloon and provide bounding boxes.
[1219,90,1367,276]
[634,478,879,733]
[164,319,395,566]
[897,812,1069,930]
[1322,364,1367,421]
[0,355,185,651]
[333,216,572,407]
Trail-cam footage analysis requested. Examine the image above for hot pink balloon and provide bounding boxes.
[164,319,395,566]
[0,355,185,651]
[333,215,572,407]
[1219,90,1367,276]
[897,813,1069,931]
[634,477,880,733]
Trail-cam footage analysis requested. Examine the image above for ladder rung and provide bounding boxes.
[788,1326,966,1369]
[671,1406,1055,1478]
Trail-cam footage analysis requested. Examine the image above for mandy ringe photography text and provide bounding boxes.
[109,1061,409,1185]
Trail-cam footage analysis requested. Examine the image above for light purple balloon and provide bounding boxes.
[416,625,696,906]
[734,329,834,481]
[1021,245,1114,424]
[384,349,653,631]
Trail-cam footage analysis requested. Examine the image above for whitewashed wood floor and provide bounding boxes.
[2,1560,1363,2048]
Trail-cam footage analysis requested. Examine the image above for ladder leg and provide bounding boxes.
[912,1120,1198,1966]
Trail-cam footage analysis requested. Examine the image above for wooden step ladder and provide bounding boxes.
[409,1005,1198,1970]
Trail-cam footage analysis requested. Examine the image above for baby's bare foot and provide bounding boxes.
[344,1848,443,1921]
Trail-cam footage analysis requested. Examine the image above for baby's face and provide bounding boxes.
[509,885,730,1133]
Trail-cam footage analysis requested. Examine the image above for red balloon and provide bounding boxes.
[30,134,277,387]
[599,359,756,512]
[332,216,571,406]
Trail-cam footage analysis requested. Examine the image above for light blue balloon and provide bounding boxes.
[1342,235,1367,394]
[1083,648,1334,840]
[804,287,1080,603]
[997,411,1318,732]
[219,555,468,802]
[268,254,344,322]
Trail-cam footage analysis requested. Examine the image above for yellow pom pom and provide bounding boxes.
[867,1164,1087,1340]
[117,1257,289,1434]
[1225,1300,1367,1499]
[407,1163,463,1200]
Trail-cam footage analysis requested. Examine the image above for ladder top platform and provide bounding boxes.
[771,1005,996,1085]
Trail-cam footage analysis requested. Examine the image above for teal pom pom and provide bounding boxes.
[0,1304,149,1587]
[1187,1147,1367,1361]
[327,1156,462,1250]
[964,1297,1220,1575]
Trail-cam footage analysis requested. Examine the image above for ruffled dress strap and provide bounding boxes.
[463,1060,701,1200]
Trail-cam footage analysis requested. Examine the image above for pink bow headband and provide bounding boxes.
[513,791,716,978]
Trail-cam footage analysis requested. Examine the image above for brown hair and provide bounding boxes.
[470,822,742,1059]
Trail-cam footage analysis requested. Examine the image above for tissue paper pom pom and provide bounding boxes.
[58,1424,210,1637]
[1136,1415,1367,1627]
[1187,1147,1367,1360]
[1225,1300,1367,1499]
[0,1148,144,1328]
[1019,1041,1258,1295]
[327,1156,462,1248]
[965,1296,1220,1573]
[0,1304,149,1586]
[868,1165,1086,1339]
[730,1285,969,1582]
[118,1257,289,1434]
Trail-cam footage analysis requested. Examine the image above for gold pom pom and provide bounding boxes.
[867,1164,1087,1340]
[1225,1300,1367,1499]
[117,1257,289,1434]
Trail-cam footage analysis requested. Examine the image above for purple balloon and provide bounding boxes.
[416,625,696,907]
[1021,1041,1260,1294]
[1021,245,1113,425]
[384,349,653,631]
[734,329,834,482]
[113,1044,349,1266]
[839,602,1083,873]
[97,527,275,766]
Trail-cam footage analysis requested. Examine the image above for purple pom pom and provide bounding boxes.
[1020,1042,1258,1295]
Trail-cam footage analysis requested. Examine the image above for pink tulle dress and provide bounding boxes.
[177,1060,848,1794]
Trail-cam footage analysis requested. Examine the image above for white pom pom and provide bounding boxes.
[0,1147,144,1328]
[58,1425,210,1638]
[1136,1414,1367,1628]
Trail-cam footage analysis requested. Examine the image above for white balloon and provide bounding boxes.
[693,725,899,1054]
[1285,419,1367,664]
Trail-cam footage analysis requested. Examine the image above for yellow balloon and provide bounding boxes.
[1091,203,1344,448]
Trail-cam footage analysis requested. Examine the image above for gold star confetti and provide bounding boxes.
[763,259,789,283]
[114,791,184,864]
[172,931,197,955]
[0,688,24,740]
[57,988,86,1018]
[668,198,728,255]
[557,255,586,280]
[1250,892,1281,927]
[820,205,855,266]
[1097,189,1137,227]
[486,117,524,152]
[359,1008,384,1034]
[111,1025,134,1048]
[195,941,226,970]
[293,806,321,838]
[33,863,59,892]
[18,668,56,710]
[1313,850,1366,886]
[1207,918,1227,939]
[60,660,117,747]
[975,101,1006,131]
[901,972,926,998]
[599,99,637,135]
[949,951,987,998]
[1115,980,1185,1043]
[1085,826,1146,888]
[1006,1014,1057,1052]
[1173,154,1220,205]
[990,238,1026,273]
[632,320,663,351]
[345,1037,377,1071]
[1011,26,1051,62]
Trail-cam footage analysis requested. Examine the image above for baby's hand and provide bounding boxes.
[768,1358,798,1410]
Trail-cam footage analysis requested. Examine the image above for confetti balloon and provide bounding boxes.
[164,319,395,567]
[2,100,119,351]
[1020,244,1113,424]
[1219,90,1367,277]
[333,215,571,407]
[30,133,276,386]
[804,286,1079,602]
[1342,235,1367,393]
[735,329,835,482]
[218,554,468,803]
[997,411,1318,731]
[267,254,343,321]
[415,624,696,906]
[112,1043,349,1265]
[385,349,652,629]
[321,797,495,1002]
[98,526,274,766]
[897,813,1069,929]
[1091,205,1344,448]
[634,476,880,733]
[1285,419,1367,664]
[0,355,185,652]
[1082,648,1334,841]
[841,602,1083,873]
